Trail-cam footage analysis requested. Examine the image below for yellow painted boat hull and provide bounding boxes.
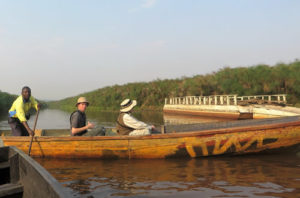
[1,117,300,159]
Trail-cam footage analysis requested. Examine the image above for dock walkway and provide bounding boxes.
[163,94,300,119]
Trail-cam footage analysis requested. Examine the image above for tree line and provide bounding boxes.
[0,91,17,113]
[47,60,300,111]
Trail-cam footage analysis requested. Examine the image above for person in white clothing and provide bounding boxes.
[116,99,155,136]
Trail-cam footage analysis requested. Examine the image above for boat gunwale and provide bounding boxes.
[2,118,300,142]
[1,146,71,197]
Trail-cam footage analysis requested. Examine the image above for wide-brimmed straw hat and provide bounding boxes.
[76,97,89,106]
[120,99,137,112]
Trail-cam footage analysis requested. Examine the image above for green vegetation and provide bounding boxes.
[48,60,300,111]
[0,91,17,113]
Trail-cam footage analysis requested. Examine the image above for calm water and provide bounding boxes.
[36,154,300,198]
[1,109,300,197]
[0,109,229,130]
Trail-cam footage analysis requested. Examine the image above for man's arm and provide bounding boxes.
[15,101,27,123]
[22,121,34,136]
[71,122,94,135]
[123,114,149,129]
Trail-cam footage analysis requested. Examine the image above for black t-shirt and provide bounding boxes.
[70,110,87,136]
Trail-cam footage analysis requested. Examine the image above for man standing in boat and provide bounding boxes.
[8,86,41,136]
[70,97,105,136]
[116,99,155,136]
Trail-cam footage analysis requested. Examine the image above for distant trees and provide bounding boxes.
[48,60,300,111]
[0,91,17,113]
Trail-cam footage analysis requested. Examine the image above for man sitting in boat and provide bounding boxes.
[116,99,155,136]
[70,97,105,136]
[8,86,41,136]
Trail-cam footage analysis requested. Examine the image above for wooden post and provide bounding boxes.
[161,125,165,134]
[234,95,237,105]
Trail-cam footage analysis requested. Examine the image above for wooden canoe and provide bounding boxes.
[1,116,300,159]
[0,146,71,198]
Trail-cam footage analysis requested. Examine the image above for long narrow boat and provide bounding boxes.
[1,116,300,159]
[0,146,71,198]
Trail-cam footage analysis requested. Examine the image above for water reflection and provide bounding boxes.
[0,109,71,130]
[0,109,229,130]
[36,154,300,198]
[0,109,164,130]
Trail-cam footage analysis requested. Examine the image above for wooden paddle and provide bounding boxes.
[28,108,40,156]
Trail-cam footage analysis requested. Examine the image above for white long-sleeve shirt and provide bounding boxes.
[123,113,150,130]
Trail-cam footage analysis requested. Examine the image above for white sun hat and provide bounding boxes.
[120,99,137,112]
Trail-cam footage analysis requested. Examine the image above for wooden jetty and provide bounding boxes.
[0,146,71,198]
[1,116,300,159]
[164,94,300,119]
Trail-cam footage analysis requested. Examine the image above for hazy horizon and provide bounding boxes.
[1,0,299,100]
[2,59,298,102]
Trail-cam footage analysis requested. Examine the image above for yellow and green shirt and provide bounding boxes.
[8,95,38,122]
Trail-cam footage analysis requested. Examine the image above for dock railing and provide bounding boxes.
[165,94,287,106]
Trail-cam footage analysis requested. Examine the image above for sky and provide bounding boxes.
[0,0,299,100]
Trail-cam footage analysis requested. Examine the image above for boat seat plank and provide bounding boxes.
[0,162,9,170]
[0,183,23,198]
